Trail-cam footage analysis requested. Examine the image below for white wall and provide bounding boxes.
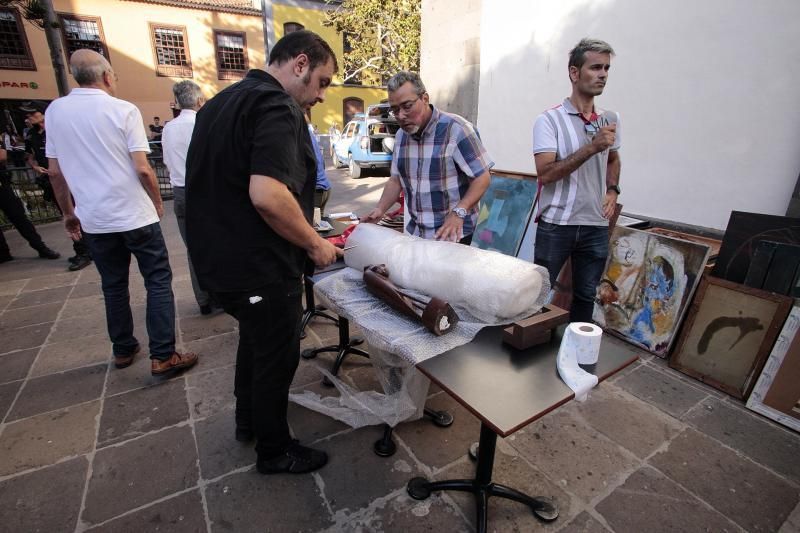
[476,0,800,230]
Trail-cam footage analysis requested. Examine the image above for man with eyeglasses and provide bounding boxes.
[532,38,621,323]
[362,71,493,243]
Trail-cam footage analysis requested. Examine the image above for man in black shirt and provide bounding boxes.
[186,30,340,474]
[21,101,91,270]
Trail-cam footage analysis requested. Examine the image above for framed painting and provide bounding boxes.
[471,171,537,257]
[592,226,711,357]
[670,276,793,399]
[711,211,800,283]
[746,305,800,431]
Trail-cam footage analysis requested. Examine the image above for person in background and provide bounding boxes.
[0,146,60,263]
[161,80,213,315]
[45,49,198,377]
[20,101,92,271]
[149,116,163,142]
[306,114,331,216]
[362,71,493,244]
[532,38,621,323]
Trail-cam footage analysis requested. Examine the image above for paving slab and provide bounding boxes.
[7,363,106,421]
[0,400,99,476]
[98,378,190,447]
[291,357,332,389]
[557,511,611,533]
[183,331,238,373]
[649,428,799,532]
[0,380,22,421]
[596,466,739,532]
[288,381,350,444]
[0,293,12,311]
[0,322,52,354]
[779,502,800,533]
[683,397,800,485]
[508,405,639,504]
[325,489,470,532]
[86,489,208,533]
[22,271,76,291]
[205,469,333,532]
[0,278,26,297]
[573,384,684,459]
[186,363,235,420]
[0,301,62,330]
[316,427,423,513]
[195,408,255,480]
[614,363,709,419]
[69,280,103,298]
[31,333,110,376]
[83,425,199,525]
[0,455,88,533]
[0,347,38,383]
[438,440,577,531]
[6,285,72,309]
[179,313,237,343]
[395,392,481,471]
[60,293,106,319]
[48,313,112,344]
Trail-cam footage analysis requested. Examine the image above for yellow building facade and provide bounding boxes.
[0,0,385,133]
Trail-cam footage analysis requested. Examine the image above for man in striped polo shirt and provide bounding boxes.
[363,71,492,243]
[532,38,621,323]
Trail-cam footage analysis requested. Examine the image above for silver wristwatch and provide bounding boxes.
[451,207,468,219]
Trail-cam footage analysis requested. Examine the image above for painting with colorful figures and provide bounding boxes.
[593,226,711,357]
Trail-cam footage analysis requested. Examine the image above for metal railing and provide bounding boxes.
[0,156,173,230]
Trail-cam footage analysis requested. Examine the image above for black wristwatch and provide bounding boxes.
[607,185,621,195]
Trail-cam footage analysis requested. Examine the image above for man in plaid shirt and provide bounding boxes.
[363,72,493,243]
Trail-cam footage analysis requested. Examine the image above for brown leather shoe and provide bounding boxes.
[151,351,199,376]
[114,344,141,369]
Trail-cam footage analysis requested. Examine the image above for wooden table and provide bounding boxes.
[407,325,639,532]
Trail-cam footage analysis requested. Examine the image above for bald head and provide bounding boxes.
[70,49,112,87]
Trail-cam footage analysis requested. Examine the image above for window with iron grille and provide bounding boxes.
[214,30,247,80]
[150,24,192,78]
[0,8,35,71]
[58,14,110,61]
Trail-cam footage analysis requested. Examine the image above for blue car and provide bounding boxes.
[332,104,399,178]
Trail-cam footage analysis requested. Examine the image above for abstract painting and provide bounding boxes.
[471,173,537,257]
[747,305,800,430]
[593,226,711,356]
[670,276,793,399]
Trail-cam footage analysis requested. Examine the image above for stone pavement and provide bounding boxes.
[1,171,800,532]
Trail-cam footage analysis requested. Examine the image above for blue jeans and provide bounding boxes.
[534,221,609,323]
[83,223,176,360]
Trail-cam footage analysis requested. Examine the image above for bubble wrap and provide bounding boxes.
[290,226,550,428]
[345,224,549,323]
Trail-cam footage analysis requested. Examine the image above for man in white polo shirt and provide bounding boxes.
[532,38,621,323]
[45,49,198,376]
[161,80,212,315]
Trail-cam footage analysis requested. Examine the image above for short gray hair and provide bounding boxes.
[70,57,108,86]
[568,38,615,69]
[387,71,427,96]
[172,80,203,109]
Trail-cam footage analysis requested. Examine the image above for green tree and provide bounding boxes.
[0,0,69,96]
[324,0,420,85]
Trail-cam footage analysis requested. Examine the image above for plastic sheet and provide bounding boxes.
[291,226,551,428]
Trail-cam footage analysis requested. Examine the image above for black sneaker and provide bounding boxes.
[0,255,12,264]
[200,304,213,315]
[68,255,92,271]
[37,246,60,260]
[256,440,328,474]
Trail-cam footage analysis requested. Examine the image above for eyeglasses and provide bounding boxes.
[389,97,420,116]
[583,116,607,137]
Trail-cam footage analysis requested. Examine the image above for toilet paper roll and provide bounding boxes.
[556,322,603,402]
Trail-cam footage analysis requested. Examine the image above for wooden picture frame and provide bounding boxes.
[670,276,793,399]
[746,305,800,431]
